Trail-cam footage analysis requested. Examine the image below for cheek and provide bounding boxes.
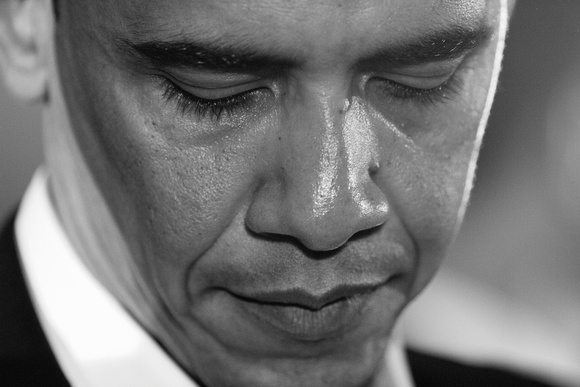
[379,131,460,250]
[90,112,260,260]
[370,74,489,295]
[78,106,271,314]
[375,125,476,298]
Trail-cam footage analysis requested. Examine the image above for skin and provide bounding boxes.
[2,0,506,386]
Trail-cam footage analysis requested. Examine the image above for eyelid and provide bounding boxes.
[384,73,452,90]
[161,70,266,100]
[169,79,264,101]
[179,82,262,100]
[374,69,463,106]
[377,56,463,89]
[160,78,264,121]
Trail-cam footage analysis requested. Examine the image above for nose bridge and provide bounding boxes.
[289,83,346,219]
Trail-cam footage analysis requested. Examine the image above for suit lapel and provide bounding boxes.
[0,211,70,386]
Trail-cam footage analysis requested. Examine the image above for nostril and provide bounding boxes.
[245,229,294,245]
[369,160,380,176]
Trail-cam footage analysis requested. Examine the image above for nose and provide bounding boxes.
[246,89,389,251]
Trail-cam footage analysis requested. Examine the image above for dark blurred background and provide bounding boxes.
[1,1,579,386]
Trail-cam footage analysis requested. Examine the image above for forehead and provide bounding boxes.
[73,0,489,62]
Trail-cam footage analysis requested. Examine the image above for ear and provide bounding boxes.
[0,0,54,102]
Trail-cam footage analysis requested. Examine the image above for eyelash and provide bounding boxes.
[161,79,258,121]
[379,74,463,107]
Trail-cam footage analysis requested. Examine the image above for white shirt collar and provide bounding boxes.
[15,168,414,387]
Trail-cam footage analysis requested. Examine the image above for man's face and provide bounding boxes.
[52,0,503,385]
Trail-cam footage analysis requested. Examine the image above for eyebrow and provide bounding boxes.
[362,23,493,67]
[119,22,492,73]
[119,38,295,73]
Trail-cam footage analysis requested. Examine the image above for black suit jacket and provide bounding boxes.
[0,212,70,386]
[0,212,553,387]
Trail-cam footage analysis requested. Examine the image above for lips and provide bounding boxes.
[239,283,382,310]
[229,281,388,341]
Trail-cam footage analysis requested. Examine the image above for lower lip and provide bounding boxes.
[235,290,376,342]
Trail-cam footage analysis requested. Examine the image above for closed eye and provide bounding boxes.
[160,78,266,121]
[378,74,463,106]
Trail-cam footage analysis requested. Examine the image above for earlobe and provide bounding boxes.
[0,0,54,102]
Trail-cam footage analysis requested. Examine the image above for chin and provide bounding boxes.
[198,340,390,387]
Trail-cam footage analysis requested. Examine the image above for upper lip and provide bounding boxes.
[235,282,386,310]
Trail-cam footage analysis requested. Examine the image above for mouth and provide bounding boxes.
[229,281,388,341]
[239,283,381,310]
